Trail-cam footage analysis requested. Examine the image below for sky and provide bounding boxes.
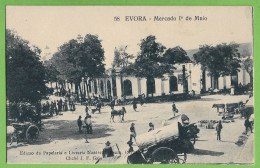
[6,6,253,68]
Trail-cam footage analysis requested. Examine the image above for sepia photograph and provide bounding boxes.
[5,6,254,164]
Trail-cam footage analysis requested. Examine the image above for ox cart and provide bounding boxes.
[96,115,199,164]
[7,122,40,144]
[127,115,199,164]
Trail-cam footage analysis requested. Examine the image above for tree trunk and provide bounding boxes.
[75,83,79,98]
[182,65,188,94]
[202,69,206,92]
[250,74,253,87]
[78,83,83,100]
[120,75,124,97]
[86,80,90,99]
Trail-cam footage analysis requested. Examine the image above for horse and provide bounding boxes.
[110,107,126,122]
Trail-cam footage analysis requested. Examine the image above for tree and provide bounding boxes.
[193,43,241,77]
[112,46,134,68]
[122,35,174,97]
[242,56,253,85]
[44,60,60,88]
[6,29,47,103]
[163,46,191,64]
[51,34,105,98]
[239,43,253,86]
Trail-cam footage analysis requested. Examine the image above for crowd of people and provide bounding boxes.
[8,101,41,123]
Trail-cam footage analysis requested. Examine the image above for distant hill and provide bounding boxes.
[186,42,253,61]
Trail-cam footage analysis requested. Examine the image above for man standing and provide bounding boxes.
[97,100,102,113]
[216,120,223,141]
[102,141,114,158]
[148,122,154,132]
[172,102,178,117]
[129,123,136,142]
[110,99,115,110]
[244,118,253,135]
[77,115,83,133]
[84,115,92,134]
[58,98,62,113]
[133,97,137,111]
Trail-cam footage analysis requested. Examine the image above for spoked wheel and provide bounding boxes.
[151,147,179,164]
[26,125,39,143]
[178,153,187,164]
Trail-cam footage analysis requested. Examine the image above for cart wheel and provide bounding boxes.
[151,147,179,164]
[190,135,196,145]
[26,125,39,143]
[178,153,187,164]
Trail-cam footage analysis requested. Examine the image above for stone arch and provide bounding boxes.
[169,76,178,92]
[94,80,97,94]
[88,80,92,93]
[147,78,155,95]
[100,80,104,94]
[123,79,132,96]
[107,80,112,98]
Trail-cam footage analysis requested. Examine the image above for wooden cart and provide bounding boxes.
[127,115,199,164]
[11,122,40,143]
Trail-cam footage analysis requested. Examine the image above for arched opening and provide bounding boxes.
[88,80,92,93]
[94,80,97,94]
[112,77,117,97]
[147,78,155,95]
[231,72,238,87]
[123,79,132,96]
[100,80,104,94]
[169,76,178,92]
[107,80,112,98]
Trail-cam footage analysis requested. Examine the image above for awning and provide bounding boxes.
[245,97,254,108]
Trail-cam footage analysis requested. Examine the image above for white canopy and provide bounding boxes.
[245,97,254,108]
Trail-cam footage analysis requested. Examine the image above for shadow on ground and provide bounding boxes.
[191,149,224,156]
[28,120,114,146]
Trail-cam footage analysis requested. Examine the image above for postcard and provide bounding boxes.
[5,6,254,164]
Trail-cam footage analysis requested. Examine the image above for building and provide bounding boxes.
[49,43,252,100]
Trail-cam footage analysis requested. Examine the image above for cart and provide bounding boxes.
[226,103,240,114]
[10,122,40,143]
[127,115,199,164]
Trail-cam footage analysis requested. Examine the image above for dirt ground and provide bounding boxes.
[7,94,254,164]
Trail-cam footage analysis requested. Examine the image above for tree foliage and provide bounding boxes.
[122,35,174,79]
[6,29,47,103]
[163,46,191,64]
[49,34,105,95]
[112,46,134,68]
[44,60,60,84]
[193,43,241,77]
[242,56,253,84]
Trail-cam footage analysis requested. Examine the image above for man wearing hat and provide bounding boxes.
[148,122,154,132]
[102,141,114,158]
[130,123,136,142]
[172,102,178,117]
[77,115,83,133]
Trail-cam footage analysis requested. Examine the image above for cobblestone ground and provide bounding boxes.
[7,94,254,164]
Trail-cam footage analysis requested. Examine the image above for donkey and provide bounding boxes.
[110,107,126,122]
